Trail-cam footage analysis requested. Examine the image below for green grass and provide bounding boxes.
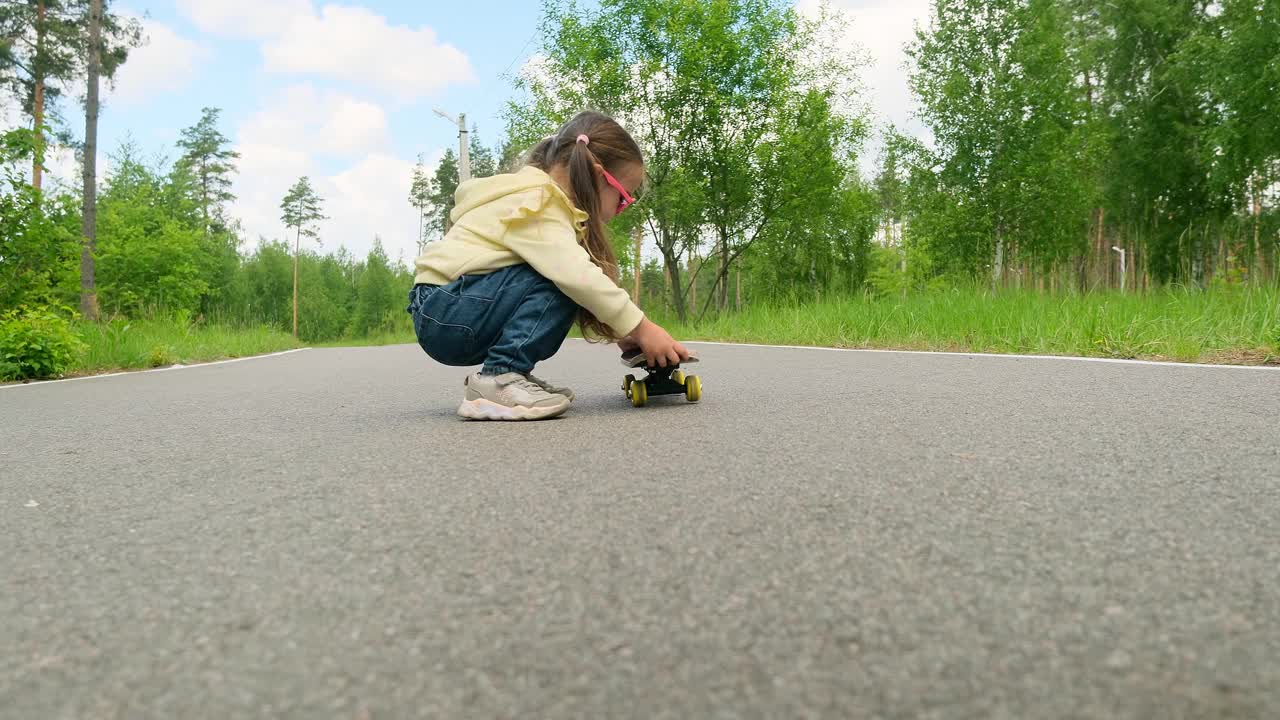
[71,317,301,376]
[647,285,1280,365]
[49,285,1280,380]
[314,329,416,348]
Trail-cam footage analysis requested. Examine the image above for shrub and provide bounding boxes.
[0,306,86,381]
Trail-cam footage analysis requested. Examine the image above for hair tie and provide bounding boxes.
[576,134,590,145]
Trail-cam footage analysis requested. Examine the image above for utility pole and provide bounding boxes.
[432,108,470,183]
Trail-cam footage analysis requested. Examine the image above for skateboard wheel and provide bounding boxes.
[624,374,636,394]
[672,370,685,385]
[685,375,701,402]
[630,380,648,407]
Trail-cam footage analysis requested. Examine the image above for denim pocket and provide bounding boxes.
[454,268,521,302]
[414,286,481,366]
[417,313,477,366]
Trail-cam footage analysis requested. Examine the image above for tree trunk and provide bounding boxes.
[663,261,672,314]
[688,254,697,310]
[293,226,300,338]
[632,225,642,303]
[32,0,47,190]
[79,0,102,321]
[201,174,210,236]
[717,229,729,312]
[735,261,742,312]
[1254,175,1266,282]
[1095,206,1105,290]
[992,231,1005,291]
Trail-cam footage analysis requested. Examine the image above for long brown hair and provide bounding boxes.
[525,111,643,341]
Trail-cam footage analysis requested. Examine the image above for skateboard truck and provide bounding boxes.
[620,350,702,407]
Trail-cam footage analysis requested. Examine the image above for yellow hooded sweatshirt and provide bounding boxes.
[412,165,645,338]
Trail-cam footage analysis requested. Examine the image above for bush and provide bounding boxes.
[0,306,86,381]
[147,344,178,368]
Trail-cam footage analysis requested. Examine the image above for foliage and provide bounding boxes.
[280,175,327,246]
[0,128,80,309]
[175,106,240,235]
[0,0,143,153]
[95,142,210,316]
[421,128,500,242]
[507,0,873,320]
[0,305,85,380]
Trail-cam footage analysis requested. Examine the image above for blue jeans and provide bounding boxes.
[405,264,579,376]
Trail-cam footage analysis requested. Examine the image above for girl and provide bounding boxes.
[406,111,691,420]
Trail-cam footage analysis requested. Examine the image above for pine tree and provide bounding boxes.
[176,107,240,236]
[0,0,141,189]
[78,0,101,320]
[280,176,327,338]
[408,153,432,253]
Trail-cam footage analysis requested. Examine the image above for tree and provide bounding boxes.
[1095,0,1217,285]
[78,0,100,320]
[0,128,79,310]
[507,0,868,319]
[279,176,327,337]
[408,153,431,253]
[1,0,81,190]
[423,128,499,239]
[906,0,1098,285]
[1190,0,1280,281]
[348,239,400,337]
[0,0,141,189]
[175,106,239,236]
[96,141,207,315]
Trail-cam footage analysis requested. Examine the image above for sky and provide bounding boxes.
[3,0,932,267]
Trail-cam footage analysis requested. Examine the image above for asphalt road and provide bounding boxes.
[3,341,1279,719]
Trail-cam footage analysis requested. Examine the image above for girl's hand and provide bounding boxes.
[628,318,691,368]
[618,335,641,354]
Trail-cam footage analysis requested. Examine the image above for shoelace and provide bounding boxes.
[504,375,548,394]
[525,373,555,390]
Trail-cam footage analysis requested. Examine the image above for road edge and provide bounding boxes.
[0,348,312,390]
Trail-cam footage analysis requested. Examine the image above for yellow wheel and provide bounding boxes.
[630,380,648,407]
[623,374,636,393]
[685,375,702,402]
[672,370,686,385]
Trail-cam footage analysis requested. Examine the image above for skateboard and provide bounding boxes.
[620,349,702,407]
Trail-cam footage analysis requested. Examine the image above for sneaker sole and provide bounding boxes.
[457,398,570,421]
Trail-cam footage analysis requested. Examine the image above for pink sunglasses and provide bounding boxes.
[601,167,636,214]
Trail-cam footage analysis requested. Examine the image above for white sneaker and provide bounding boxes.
[458,372,571,421]
[525,372,574,402]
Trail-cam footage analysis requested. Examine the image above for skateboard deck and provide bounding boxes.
[619,349,702,406]
[620,349,700,369]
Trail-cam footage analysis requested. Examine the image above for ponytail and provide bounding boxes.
[525,111,644,341]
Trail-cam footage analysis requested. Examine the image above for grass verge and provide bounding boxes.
[26,285,1275,383]
[70,318,301,377]
[646,285,1280,365]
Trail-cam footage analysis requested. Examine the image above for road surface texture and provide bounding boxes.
[3,341,1279,720]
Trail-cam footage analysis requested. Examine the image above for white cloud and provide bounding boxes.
[175,0,313,39]
[175,1,474,101]
[262,5,474,101]
[106,16,209,106]
[230,85,427,267]
[239,84,390,158]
